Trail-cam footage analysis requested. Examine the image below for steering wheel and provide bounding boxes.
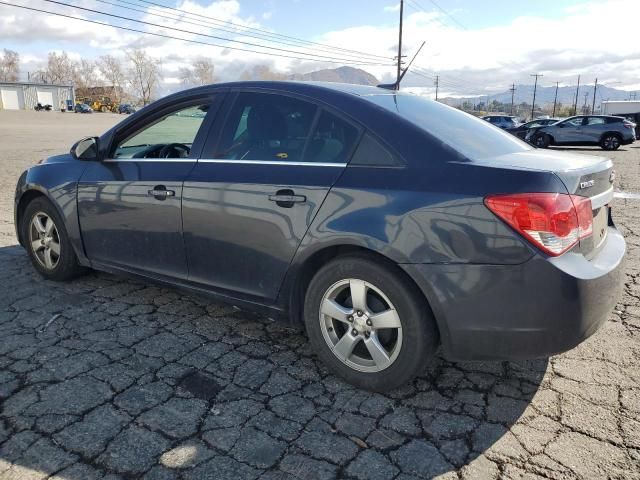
[158,143,190,159]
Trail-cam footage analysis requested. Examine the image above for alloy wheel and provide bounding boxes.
[603,135,620,150]
[319,278,403,372]
[29,212,61,270]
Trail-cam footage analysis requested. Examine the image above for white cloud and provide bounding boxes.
[383,3,400,13]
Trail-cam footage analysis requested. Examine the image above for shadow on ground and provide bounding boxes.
[0,245,547,479]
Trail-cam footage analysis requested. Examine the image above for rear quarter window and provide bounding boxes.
[350,133,401,167]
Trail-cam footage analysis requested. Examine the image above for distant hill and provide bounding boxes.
[443,84,633,106]
[289,66,379,85]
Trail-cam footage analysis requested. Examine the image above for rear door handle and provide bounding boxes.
[268,189,306,208]
[148,185,175,200]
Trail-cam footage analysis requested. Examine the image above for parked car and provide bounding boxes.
[74,103,93,114]
[527,115,636,150]
[14,82,625,391]
[118,103,136,114]
[481,115,520,129]
[507,118,560,139]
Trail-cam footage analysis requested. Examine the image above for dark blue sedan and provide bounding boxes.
[14,82,625,391]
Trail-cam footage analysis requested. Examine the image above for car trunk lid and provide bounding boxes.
[476,149,614,258]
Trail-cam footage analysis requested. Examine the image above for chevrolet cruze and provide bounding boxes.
[14,82,625,391]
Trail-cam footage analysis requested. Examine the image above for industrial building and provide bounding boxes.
[0,81,75,111]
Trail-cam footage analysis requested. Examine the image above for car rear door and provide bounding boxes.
[182,90,361,302]
[584,116,607,142]
[77,93,220,279]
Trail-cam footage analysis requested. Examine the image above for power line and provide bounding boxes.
[35,0,391,66]
[406,0,467,30]
[0,1,390,66]
[131,0,391,61]
[99,0,390,62]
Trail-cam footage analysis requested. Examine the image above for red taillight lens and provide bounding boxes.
[485,193,593,256]
[623,121,636,129]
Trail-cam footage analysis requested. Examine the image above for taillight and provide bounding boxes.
[623,121,636,129]
[485,193,593,256]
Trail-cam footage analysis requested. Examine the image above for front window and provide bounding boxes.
[561,117,585,127]
[367,93,531,160]
[113,103,210,159]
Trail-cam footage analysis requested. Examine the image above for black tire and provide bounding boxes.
[304,254,439,392]
[532,133,550,148]
[21,197,86,281]
[600,133,621,151]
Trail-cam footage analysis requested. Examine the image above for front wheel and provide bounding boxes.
[304,255,439,391]
[21,197,86,281]
[531,133,550,148]
[601,134,621,151]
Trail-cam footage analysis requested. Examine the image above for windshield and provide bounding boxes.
[366,93,531,160]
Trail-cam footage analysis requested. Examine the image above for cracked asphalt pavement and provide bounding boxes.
[0,111,639,479]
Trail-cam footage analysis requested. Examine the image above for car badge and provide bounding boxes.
[609,170,616,183]
[579,180,595,189]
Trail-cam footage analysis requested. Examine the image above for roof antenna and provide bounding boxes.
[379,41,426,91]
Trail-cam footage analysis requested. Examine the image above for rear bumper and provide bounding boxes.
[402,226,625,361]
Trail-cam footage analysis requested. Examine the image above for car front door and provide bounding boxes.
[77,95,219,279]
[554,117,586,143]
[182,90,361,302]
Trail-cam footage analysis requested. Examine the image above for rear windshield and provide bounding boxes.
[365,93,532,160]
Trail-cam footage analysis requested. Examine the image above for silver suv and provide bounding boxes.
[481,115,520,129]
[527,115,636,150]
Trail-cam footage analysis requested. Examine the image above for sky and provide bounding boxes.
[1,0,640,98]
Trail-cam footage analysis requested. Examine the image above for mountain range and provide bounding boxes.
[288,66,379,85]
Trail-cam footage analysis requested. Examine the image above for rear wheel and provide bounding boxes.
[100,106,108,113]
[532,133,550,148]
[21,197,86,281]
[304,255,438,391]
[600,133,621,151]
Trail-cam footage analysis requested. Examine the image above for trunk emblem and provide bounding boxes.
[610,170,616,183]
[580,180,595,189]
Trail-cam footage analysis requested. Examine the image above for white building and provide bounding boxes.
[0,81,75,111]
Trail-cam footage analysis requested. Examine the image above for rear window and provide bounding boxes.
[366,94,531,160]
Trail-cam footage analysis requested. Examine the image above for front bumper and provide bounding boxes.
[402,226,625,361]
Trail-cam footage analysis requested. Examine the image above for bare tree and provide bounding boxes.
[179,58,215,86]
[98,55,126,102]
[126,49,162,105]
[0,49,19,82]
[45,51,75,84]
[240,64,286,81]
[73,59,97,90]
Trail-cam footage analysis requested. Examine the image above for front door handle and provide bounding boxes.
[148,185,176,200]
[268,189,306,208]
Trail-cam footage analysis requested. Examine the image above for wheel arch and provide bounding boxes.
[282,244,444,342]
[600,131,622,142]
[15,188,49,247]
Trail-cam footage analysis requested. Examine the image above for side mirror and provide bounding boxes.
[71,137,100,160]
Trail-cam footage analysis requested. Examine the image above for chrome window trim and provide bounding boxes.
[103,158,196,163]
[589,186,613,210]
[197,159,347,167]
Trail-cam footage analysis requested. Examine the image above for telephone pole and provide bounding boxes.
[509,83,516,115]
[591,78,598,114]
[434,75,439,101]
[573,75,581,115]
[551,82,559,117]
[395,0,404,90]
[530,74,543,120]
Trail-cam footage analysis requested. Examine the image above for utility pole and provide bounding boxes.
[434,75,439,101]
[591,78,598,114]
[552,81,559,117]
[509,83,516,115]
[395,0,404,90]
[530,74,543,120]
[573,75,580,115]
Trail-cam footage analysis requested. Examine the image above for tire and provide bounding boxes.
[532,133,550,148]
[21,197,86,281]
[600,133,621,151]
[304,255,439,391]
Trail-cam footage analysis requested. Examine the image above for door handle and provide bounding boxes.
[268,189,306,208]
[148,185,176,200]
